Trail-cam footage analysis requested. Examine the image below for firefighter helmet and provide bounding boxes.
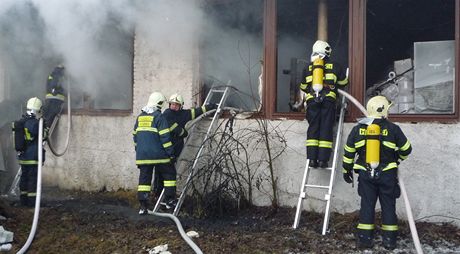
[26,97,42,111]
[312,40,332,59]
[367,95,391,118]
[147,92,166,109]
[169,93,184,106]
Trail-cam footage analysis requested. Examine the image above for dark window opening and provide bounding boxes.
[200,0,263,111]
[366,0,456,115]
[276,0,349,113]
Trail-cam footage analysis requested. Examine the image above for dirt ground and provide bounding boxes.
[1,188,459,254]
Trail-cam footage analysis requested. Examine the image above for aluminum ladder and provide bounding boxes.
[292,95,347,235]
[153,86,231,215]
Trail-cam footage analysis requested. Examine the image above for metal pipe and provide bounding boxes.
[317,0,328,41]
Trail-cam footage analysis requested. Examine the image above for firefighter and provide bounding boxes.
[42,65,66,129]
[342,96,412,250]
[133,92,176,214]
[152,93,217,197]
[300,40,348,168]
[163,93,217,158]
[16,97,45,207]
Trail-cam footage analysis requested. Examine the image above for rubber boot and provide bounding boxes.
[382,231,397,250]
[357,230,374,249]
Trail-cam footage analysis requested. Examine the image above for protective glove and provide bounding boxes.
[343,170,353,184]
[206,103,218,110]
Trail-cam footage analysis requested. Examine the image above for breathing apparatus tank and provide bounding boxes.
[312,58,324,96]
[366,123,380,177]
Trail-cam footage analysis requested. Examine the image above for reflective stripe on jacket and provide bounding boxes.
[18,115,45,165]
[342,118,412,173]
[299,60,348,102]
[133,110,174,165]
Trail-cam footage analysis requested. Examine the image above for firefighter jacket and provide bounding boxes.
[163,104,216,157]
[342,118,412,173]
[46,67,65,101]
[133,110,174,165]
[18,115,45,165]
[299,60,348,102]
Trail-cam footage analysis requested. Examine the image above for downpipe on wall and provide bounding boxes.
[338,89,423,254]
[16,118,44,254]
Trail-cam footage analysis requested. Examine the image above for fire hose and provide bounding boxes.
[17,118,44,254]
[47,85,71,156]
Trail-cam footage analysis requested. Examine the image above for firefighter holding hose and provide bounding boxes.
[342,95,412,250]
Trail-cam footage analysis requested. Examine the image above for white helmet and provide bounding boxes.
[147,92,166,109]
[169,93,184,106]
[311,40,332,60]
[26,97,42,114]
[367,96,392,118]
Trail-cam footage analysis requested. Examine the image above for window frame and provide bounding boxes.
[263,0,460,122]
[68,32,135,116]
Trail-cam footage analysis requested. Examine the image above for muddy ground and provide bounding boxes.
[1,188,459,254]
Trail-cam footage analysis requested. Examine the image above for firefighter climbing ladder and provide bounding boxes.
[153,85,232,215]
[292,95,347,235]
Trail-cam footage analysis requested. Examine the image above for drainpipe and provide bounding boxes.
[317,0,328,41]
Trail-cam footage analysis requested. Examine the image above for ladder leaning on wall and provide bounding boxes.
[292,95,348,235]
[153,85,232,216]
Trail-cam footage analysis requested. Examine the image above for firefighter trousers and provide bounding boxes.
[19,165,37,207]
[138,163,176,202]
[43,98,64,129]
[357,169,400,244]
[306,99,336,161]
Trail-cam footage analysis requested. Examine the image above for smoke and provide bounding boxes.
[0,0,265,114]
[200,0,264,110]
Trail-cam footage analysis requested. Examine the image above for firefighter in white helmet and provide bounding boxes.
[133,92,177,214]
[300,40,348,168]
[151,93,217,200]
[163,93,217,158]
[342,95,412,250]
[12,97,46,207]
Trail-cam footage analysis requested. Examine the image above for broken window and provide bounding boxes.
[366,0,456,114]
[70,16,134,112]
[200,0,263,111]
[276,0,349,113]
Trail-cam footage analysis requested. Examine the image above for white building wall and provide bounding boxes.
[42,31,198,191]
[246,120,460,226]
[42,30,460,227]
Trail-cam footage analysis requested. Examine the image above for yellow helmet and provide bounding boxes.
[366,96,391,118]
[168,93,184,106]
[26,97,42,112]
[147,92,166,109]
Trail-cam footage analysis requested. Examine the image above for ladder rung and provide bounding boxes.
[209,89,226,93]
[305,184,330,189]
[310,167,333,170]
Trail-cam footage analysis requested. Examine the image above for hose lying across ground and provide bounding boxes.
[148,211,203,254]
